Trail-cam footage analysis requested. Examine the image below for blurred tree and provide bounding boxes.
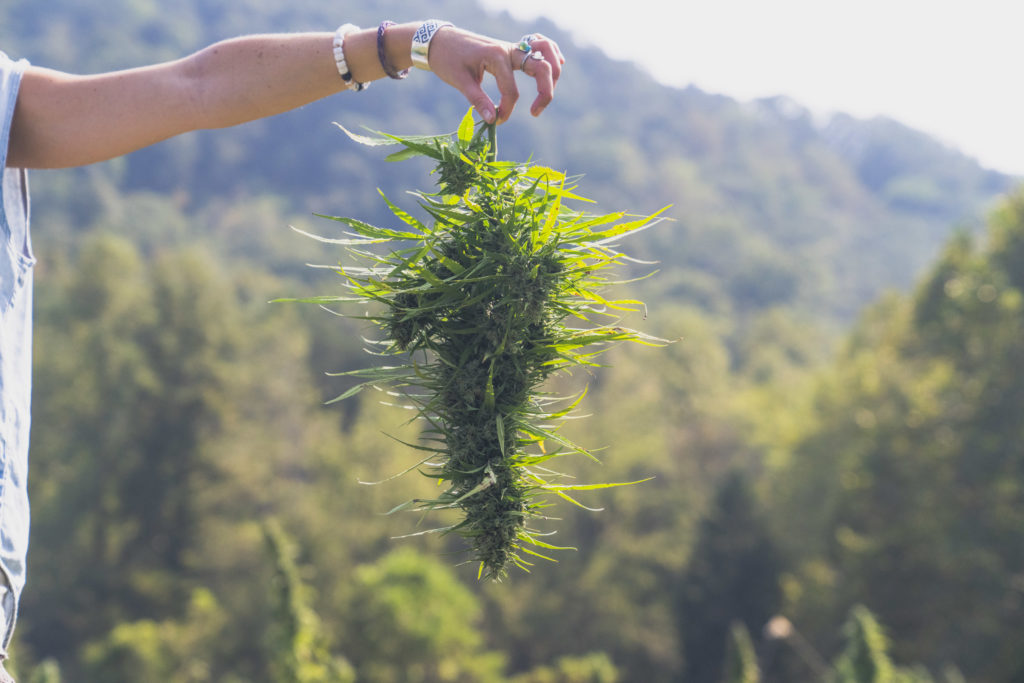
[509,652,620,683]
[722,622,760,683]
[777,189,1024,680]
[831,605,894,683]
[342,548,505,682]
[830,605,941,683]
[80,587,227,682]
[25,233,360,678]
[26,660,63,683]
[675,471,782,683]
[262,519,354,683]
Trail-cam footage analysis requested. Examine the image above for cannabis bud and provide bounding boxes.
[293,111,666,579]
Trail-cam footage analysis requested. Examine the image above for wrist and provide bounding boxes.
[333,24,369,91]
[382,23,417,75]
[409,20,455,71]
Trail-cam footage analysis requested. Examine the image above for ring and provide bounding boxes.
[515,34,539,54]
[521,50,544,71]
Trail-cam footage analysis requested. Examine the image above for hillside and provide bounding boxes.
[4,0,1015,323]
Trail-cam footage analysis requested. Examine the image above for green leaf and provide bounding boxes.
[358,453,439,485]
[496,414,506,457]
[521,534,577,552]
[484,359,496,411]
[582,206,672,244]
[540,478,655,492]
[333,122,399,147]
[457,108,476,144]
[334,121,446,156]
[386,146,429,162]
[517,545,557,563]
[378,191,427,232]
[311,214,424,241]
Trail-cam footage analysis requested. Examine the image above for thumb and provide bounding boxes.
[460,82,497,124]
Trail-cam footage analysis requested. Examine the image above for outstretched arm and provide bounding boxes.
[7,22,564,169]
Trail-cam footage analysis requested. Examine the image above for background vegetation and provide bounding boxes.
[2,0,1021,680]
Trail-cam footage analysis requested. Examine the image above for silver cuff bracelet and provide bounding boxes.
[410,20,453,71]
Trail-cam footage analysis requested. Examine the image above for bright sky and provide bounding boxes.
[480,0,1024,177]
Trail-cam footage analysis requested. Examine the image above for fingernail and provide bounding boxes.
[483,107,496,124]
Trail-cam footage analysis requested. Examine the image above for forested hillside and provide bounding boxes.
[4,0,1012,322]
[3,1,1023,681]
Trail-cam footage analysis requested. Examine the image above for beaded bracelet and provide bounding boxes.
[332,23,369,91]
[377,21,410,80]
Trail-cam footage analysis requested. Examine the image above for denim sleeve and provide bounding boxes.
[0,51,32,313]
[0,49,33,654]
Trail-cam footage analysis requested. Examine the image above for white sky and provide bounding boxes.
[480,0,1024,176]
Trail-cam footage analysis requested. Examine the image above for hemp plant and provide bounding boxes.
[294,110,665,580]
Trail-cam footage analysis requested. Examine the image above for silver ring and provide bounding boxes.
[521,50,544,71]
[515,34,539,54]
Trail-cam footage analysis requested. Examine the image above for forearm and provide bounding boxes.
[7,22,562,169]
[190,25,420,129]
[188,33,344,129]
[8,27,417,169]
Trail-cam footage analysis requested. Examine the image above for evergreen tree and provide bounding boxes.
[676,472,782,683]
[263,519,354,683]
[832,606,894,683]
[722,622,760,683]
[779,190,1024,678]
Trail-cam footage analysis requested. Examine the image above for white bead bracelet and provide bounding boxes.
[333,23,369,91]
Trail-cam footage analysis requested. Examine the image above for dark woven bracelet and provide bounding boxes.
[377,20,410,80]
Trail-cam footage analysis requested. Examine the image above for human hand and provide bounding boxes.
[427,27,565,125]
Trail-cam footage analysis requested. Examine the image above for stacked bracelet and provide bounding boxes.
[377,21,410,80]
[332,23,369,91]
[410,19,453,71]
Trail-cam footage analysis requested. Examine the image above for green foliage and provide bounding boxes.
[26,660,63,683]
[509,652,620,683]
[25,232,359,678]
[722,622,760,683]
[777,188,1024,680]
[828,606,942,683]
[832,605,895,683]
[81,588,227,682]
[263,519,354,683]
[342,548,506,682]
[676,472,782,683]
[291,111,664,578]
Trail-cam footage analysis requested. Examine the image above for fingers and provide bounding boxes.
[512,34,564,118]
[447,43,517,125]
[488,48,520,124]
[429,27,565,124]
[522,34,564,84]
[521,53,554,117]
